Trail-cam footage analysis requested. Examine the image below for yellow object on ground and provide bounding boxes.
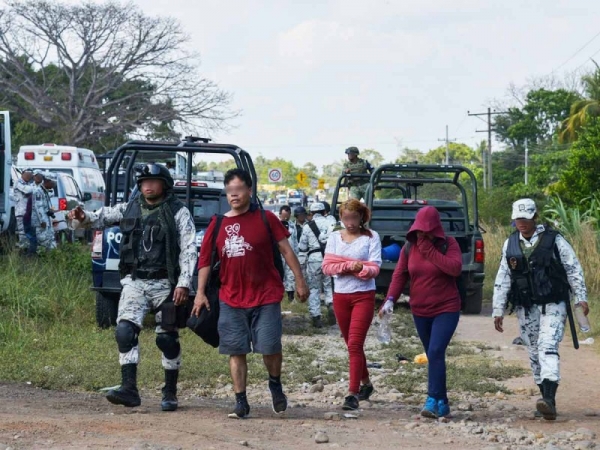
[414,353,428,364]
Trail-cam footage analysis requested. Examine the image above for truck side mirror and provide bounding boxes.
[83,193,92,201]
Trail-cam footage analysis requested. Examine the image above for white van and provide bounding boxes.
[17,144,106,211]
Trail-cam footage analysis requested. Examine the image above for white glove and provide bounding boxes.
[382,299,394,315]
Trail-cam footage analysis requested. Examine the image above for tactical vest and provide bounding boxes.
[506,229,570,310]
[119,195,183,282]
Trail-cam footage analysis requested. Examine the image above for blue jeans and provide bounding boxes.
[413,312,460,401]
[23,221,38,255]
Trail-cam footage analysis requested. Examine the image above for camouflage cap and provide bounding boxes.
[345,146,359,155]
[33,169,45,177]
[511,198,537,220]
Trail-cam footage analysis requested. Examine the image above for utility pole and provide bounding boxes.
[438,125,456,164]
[468,108,508,190]
[524,138,529,186]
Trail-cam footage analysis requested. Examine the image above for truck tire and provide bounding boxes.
[462,285,483,315]
[96,292,119,329]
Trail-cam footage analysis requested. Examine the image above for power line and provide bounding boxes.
[551,30,600,73]
[437,125,456,165]
[468,108,508,190]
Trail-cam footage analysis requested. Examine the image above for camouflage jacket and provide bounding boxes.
[74,199,198,289]
[492,225,588,317]
[343,158,373,184]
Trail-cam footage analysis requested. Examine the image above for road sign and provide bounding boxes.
[268,168,283,183]
[296,171,307,185]
[317,178,325,190]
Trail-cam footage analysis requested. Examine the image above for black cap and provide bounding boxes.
[294,206,307,216]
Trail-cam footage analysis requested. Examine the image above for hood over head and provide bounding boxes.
[406,206,446,243]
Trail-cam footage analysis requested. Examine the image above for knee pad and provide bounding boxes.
[115,320,139,353]
[156,332,180,360]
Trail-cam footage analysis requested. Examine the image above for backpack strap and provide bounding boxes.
[308,220,325,256]
[259,208,285,280]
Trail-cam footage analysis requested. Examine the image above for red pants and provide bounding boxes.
[333,290,376,394]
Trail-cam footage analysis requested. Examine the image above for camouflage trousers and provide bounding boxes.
[349,184,368,201]
[118,275,181,370]
[15,217,30,249]
[36,225,56,251]
[282,256,295,292]
[306,258,333,318]
[516,302,567,384]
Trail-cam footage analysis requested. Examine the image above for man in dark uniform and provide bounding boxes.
[342,147,373,200]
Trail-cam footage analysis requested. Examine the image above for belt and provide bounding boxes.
[307,249,323,257]
[134,269,169,280]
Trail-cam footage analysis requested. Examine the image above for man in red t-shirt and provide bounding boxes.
[192,169,309,419]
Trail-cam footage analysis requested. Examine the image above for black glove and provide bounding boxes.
[47,210,55,219]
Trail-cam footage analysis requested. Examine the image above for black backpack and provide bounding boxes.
[260,208,285,281]
[402,239,467,307]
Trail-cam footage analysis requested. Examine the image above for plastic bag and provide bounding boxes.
[377,313,392,344]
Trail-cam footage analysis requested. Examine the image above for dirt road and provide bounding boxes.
[0,313,598,450]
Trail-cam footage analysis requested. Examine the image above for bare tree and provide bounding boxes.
[0,1,238,149]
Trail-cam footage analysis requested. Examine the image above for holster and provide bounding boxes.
[158,286,191,331]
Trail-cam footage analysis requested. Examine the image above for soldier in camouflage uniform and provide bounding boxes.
[279,205,299,301]
[13,168,36,252]
[69,164,197,412]
[298,202,334,328]
[493,199,589,421]
[342,147,373,201]
[33,171,57,252]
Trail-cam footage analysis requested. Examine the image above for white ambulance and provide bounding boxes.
[17,144,105,211]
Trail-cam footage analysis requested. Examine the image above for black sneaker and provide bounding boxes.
[269,383,288,414]
[327,304,337,326]
[358,383,374,401]
[312,316,323,329]
[342,395,359,411]
[228,399,250,419]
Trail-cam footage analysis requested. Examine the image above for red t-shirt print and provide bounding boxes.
[198,208,290,309]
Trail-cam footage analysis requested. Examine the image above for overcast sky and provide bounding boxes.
[132,0,600,168]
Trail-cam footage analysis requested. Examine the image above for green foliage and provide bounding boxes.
[560,63,600,143]
[554,119,600,204]
[420,142,481,165]
[494,88,580,149]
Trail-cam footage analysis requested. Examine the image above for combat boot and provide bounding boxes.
[312,315,323,329]
[536,379,558,420]
[534,384,543,418]
[106,364,141,407]
[161,369,179,412]
[287,291,295,302]
[327,304,337,326]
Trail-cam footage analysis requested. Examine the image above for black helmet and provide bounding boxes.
[294,206,307,216]
[345,146,359,155]
[321,200,331,213]
[136,164,174,189]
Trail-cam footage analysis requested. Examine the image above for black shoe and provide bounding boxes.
[342,395,359,411]
[106,364,141,408]
[312,316,323,329]
[358,383,374,401]
[269,382,288,414]
[287,291,295,302]
[534,383,543,418]
[536,379,558,420]
[161,369,179,412]
[229,398,251,419]
[327,304,337,326]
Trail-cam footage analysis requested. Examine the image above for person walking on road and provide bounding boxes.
[192,169,309,419]
[322,199,381,411]
[492,198,589,420]
[279,205,299,302]
[381,206,462,419]
[298,202,335,328]
[68,164,197,412]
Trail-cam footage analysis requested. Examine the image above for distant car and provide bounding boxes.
[277,194,287,205]
[307,196,315,204]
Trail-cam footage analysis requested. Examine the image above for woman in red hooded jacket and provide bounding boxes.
[380,206,462,418]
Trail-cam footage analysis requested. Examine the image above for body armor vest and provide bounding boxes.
[506,229,570,310]
[119,196,183,280]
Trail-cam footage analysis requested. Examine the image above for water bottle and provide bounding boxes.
[574,303,591,333]
[377,313,392,344]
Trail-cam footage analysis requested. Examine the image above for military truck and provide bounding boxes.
[91,138,258,328]
[331,164,485,314]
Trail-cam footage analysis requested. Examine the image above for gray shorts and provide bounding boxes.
[218,301,283,356]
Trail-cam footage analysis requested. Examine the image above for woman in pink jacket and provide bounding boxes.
[322,199,382,411]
